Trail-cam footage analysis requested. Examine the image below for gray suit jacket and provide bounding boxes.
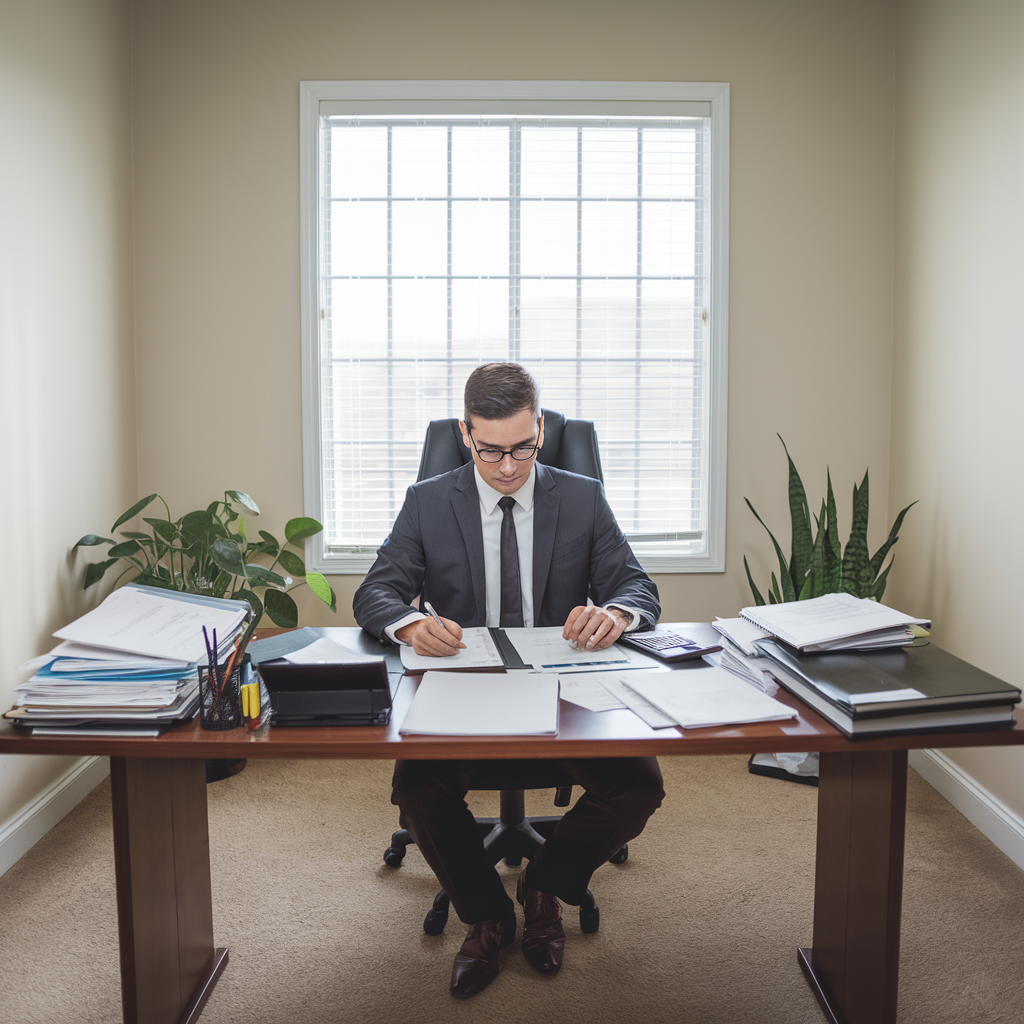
[353,462,660,640]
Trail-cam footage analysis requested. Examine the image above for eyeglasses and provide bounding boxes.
[468,432,541,463]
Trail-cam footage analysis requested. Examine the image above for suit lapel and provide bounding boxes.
[451,464,487,624]
[532,464,559,615]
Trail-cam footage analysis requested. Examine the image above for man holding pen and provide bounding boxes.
[354,362,664,998]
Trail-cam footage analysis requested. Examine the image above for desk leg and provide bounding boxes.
[110,757,228,1024]
[800,750,907,1024]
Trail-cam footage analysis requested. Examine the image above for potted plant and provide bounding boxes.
[74,490,336,627]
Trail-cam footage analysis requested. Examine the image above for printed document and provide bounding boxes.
[502,627,652,671]
[620,665,796,729]
[400,627,505,671]
[52,586,247,664]
[283,637,373,665]
[399,671,559,735]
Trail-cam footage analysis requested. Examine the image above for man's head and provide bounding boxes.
[460,362,544,496]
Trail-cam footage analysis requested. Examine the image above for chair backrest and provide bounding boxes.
[415,409,604,484]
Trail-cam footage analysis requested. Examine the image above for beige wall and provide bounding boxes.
[0,0,136,822]
[889,0,1024,815]
[130,0,897,628]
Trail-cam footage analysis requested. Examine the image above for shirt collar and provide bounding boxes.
[473,463,537,514]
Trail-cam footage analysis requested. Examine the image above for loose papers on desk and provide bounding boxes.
[399,671,559,735]
[618,665,797,729]
[400,627,506,671]
[398,626,654,673]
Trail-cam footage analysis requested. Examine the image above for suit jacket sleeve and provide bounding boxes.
[352,484,428,641]
[586,483,661,630]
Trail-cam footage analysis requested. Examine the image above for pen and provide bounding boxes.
[423,601,444,630]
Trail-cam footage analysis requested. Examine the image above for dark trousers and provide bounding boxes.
[391,757,665,924]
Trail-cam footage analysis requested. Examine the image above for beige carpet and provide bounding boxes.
[2,756,1023,1023]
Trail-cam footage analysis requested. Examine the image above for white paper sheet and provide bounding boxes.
[501,627,652,671]
[557,674,628,712]
[621,666,797,729]
[399,671,559,735]
[853,687,927,705]
[52,586,247,663]
[399,626,505,671]
[712,617,771,657]
[282,637,372,665]
[594,672,680,728]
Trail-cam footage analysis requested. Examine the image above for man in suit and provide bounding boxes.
[354,362,664,998]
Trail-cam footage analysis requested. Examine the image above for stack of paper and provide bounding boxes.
[617,665,796,729]
[739,593,930,653]
[5,585,251,735]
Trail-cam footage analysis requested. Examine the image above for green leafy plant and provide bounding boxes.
[743,437,916,606]
[74,491,337,627]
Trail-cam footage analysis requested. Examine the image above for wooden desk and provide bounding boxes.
[2,625,1022,1024]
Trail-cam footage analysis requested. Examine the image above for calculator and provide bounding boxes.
[617,631,723,663]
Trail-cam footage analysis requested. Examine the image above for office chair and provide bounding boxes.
[382,409,627,936]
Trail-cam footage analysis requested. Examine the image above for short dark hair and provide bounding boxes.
[463,362,540,428]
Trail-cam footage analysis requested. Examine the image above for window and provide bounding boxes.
[300,82,729,573]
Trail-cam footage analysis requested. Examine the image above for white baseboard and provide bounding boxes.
[0,756,110,877]
[910,749,1024,871]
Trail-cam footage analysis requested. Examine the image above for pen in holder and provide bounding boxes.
[199,654,247,731]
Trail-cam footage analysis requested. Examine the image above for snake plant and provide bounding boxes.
[743,437,916,606]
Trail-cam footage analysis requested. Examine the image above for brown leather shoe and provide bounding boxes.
[517,871,565,974]
[450,915,516,998]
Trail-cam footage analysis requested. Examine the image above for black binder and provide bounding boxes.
[258,657,392,726]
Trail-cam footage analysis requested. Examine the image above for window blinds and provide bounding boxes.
[319,116,710,557]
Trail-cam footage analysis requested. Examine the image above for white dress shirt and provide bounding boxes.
[386,464,640,642]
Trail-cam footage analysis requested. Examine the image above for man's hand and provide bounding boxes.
[395,616,466,657]
[562,606,630,651]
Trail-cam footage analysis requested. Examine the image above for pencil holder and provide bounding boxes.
[199,658,244,731]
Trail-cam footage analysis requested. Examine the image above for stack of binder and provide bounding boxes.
[5,585,250,736]
[754,639,1021,738]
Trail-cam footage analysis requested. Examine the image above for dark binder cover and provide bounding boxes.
[756,639,1021,720]
[258,658,392,726]
[489,628,531,669]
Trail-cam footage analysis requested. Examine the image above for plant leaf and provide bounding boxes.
[234,589,264,623]
[285,517,323,544]
[743,555,766,606]
[264,589,299,628]
[243,564,289,589]
[111,494,158,532]
[74,534,112,547]
[143,518,178,541]
[180,509,217,542]
[209,538,247,578]
[305,571,336,612]
[744,498,796,601]
[777,436,814,598]
[84,558,118,589]
[277,549,306,577]
[256,531,280,557]
[822,470,843,593]
[226,490,260,516]
[841,471,871,598]
[108,540,142,558]
[872,556,895,602]
[868,501,918,580]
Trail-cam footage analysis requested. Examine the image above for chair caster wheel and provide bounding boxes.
[424,890,450,935]
[383,846,405,867]
[424,908,448,935]
[579,905,600,933]
[610,844,628,864]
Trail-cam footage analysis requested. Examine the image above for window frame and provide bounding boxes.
[299,80,730,574]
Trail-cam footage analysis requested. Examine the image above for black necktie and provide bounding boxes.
[498,496,524,627]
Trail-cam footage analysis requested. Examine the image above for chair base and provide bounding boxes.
[383,789,625,936]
